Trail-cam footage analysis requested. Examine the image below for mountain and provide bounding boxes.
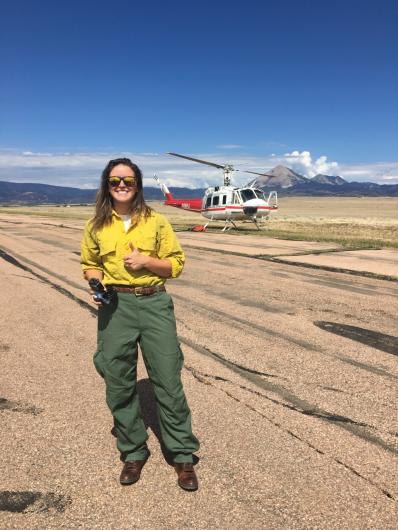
[0,168,398,204]
[249,165,309,188]
[312,174,347,186]
[0,180,205,205]
[247,165,398,196]
[250,166,346,189]
[0,181,97,204]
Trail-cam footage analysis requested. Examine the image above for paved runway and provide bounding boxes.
[0,215,397,529]
[175,232,398,279]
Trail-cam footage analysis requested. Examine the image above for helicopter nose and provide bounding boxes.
[243,206,258,216]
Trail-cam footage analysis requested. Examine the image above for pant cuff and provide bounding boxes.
[124,449,150,462]
[173,454,194,464]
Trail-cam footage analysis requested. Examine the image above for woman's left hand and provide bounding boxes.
[124,242,149,271]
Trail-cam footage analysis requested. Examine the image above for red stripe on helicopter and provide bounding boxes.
[202,206,275,212]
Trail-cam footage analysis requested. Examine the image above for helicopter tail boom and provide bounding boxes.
[153,174,202,212]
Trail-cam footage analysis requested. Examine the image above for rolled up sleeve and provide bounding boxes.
[81,220,102,274]
[157,215,185,278]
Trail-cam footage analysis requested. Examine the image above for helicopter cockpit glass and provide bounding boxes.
[254,189,266,200]
[240,189,256,202]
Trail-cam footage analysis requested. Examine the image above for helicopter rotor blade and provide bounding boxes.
[167,152,227,170]
[167,152,275,179]
[245,170,276,177]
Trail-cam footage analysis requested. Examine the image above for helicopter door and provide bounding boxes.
[205,196,211,209]
[232,191,241,204]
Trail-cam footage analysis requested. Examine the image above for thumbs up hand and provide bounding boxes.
[124,241,150,271]
[129,241,137,254]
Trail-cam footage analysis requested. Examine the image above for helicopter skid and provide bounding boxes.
[202,208,270,222]
[202,216,237,232]
[221,219,238,231]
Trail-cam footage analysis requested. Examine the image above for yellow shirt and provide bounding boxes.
[81,210,185,286]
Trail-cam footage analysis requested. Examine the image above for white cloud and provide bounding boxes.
[339,161,398,183]
[0,148,397,188]
[281,150,340,178]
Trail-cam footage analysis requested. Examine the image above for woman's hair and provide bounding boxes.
[92,158,152,232]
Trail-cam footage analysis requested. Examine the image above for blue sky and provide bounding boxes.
[1,0,397,188]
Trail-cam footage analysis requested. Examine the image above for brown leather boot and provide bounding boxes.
[174,463,199,491]
[120,460,147,485]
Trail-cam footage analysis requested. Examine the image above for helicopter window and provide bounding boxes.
[254,189,265,200]
[212,195,219,206]
[205,197,211,208]
[222,195,227,205]
[240,189,256,201]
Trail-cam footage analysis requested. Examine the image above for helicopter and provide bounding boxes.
[154,152,278,231]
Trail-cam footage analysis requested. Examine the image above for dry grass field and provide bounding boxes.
[266,197,398,249]
[0,196,397,248]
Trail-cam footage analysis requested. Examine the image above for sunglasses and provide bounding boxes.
[108,176,137,187]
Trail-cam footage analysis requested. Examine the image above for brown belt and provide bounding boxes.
[109,284,166,297]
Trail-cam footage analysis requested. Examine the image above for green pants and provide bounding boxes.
[94,290,199,463]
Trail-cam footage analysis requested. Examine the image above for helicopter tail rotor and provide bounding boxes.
[153,174,173,200]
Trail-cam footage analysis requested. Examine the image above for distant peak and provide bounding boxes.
[312,173,347,185]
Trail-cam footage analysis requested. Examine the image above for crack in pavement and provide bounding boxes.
[188,341,280,378]
[0,244,86,293]
[2,247,397,470]
[181,243,397,282]
[298,277,383,297]
[201,371,396,436]
[0,248,95,317]
[22,235,78,251]
[173,293,321,352]
[181,321,390,405]
[180,336,398,456]
[264,256,398,283]
[270,267,398,297]
[2,245,396,379]
[174,295,398,381]
[176,278,292,313]
[185,365,396,503]
[179,319,373,400]
[0,218,82,231]
[198,251,396,296]
[2,247,395,446]
[2,218,397,286]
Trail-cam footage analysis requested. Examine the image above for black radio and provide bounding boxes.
[88,279,114,305]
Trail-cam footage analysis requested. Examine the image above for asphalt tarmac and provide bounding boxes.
[0,216,397,529]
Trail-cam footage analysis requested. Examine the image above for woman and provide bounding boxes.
[81,158,199,491]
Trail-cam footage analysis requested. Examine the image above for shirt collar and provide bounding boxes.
[112,209,128,219]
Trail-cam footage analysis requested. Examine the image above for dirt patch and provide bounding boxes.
[0,491,71,513]
[0,397,43,415]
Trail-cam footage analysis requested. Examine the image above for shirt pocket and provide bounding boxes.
[99,241,120,276]
[136,234,158,256]
[99,240,117,258]
[99,240,124,280]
